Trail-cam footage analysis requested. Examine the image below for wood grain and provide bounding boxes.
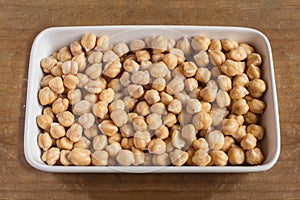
[0,0,299,199]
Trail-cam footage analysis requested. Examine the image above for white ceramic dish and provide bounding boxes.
[24,26,280,173]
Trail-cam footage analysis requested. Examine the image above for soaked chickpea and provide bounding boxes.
[57,111,75,127]
[133,116,148,132]
[66,123,83,142]
[247,124,264,140]
[228,145,245,165]
[50,123,66,139]
[248,79,266,98]
[38,132,53,151]
[210,150,228,166]
[246,147,264,165]
[42,147,60,165]
[221,136,235,152]
[170,149,189,166]
[247,65,261,80]
[222,119,239,135]
[248,99,266,114]
[68,148,91,166]
[240,133,257,150]
[194,51,209,67]
[208,50,226,66]
[232,99,249,115]
[206,130,225,150]
[67,89,82,105]
[38,87,57,106]
[36,114,53,132]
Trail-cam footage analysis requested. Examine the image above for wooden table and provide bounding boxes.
[0,0,299,199]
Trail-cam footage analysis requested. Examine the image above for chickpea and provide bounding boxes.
[86,63,102,80]
[228,145,245,165]
[182,61,197,77]
[112,42,129,57]
[150,78,165,92]
[171,129,186,150]
[129,39,145,51]
[199,85,217,103]
[123,96,137,112]
[154,125,168,140]
[152,52,165,63]
[149,62,168,79]
[138,60,151,71]
[87,51,103,64]
[110,109,128,127]
[78,113,94,130]
[95,35,110,51]
[84,93,98,104]
[221,136,235,152]
[201,101,211,112]
[73,100,92,116]
[247,53,262,67]
[166,77,185,95]
[133,116,148,131]
[150,102,167,115]
[222,118,239,135]
[66,123,83,142]
[80,33,96,52]
[42,147,60,165]
[248,79,266,98]
[72,52,87,72]
[150,35,168,52]
[146,113,162,130]
[38,132,52,151]
[230,86,249,100]
[127,84,144,99]
[233,73,249,87]
[184,78,197,93]
[127,112,138,123]
[185,98,201,114]
[98,120,118,136]
[119,72,131,87]
[99,88,114,104]
[57,47,72,62]
[119,124,133,138]
[192,112,212,130]
[216,90,231,108]
[36,114,53,132]
[217,75,232,92]
[108,78,122,92]
[232,99,249,115]
[192,150,211,166]
[102,61,122,78]
[220,59,244,77]
[133,131,151,150]
[247,124,264,140]
[38,87,57,105]
[211,107,228,127]
[77,73,89,88]
[48,76,64,94]
[43,107,54,119]
[246,147,264,165]
[52,98,69,114]
[163,53,178,70]
[93,134,108,151]
[193,51,209,67]
[244,111,259,124]
[167,99,182,114]
[92,100,108,119]
[60,150,72,166]
[228,114,244,126]
[206,130,225,150]
[247,65,261,80]
[67,148,91,166]
[74,136,91,149]
[208,50,226,66]
[61,60,78,75]
[131,70,150,85]
[181,124,196,143]
[135,50,151,63]
[195,67,211,83]
[176,37,192,55]
[240,133,257,150]
[160,92,173,106]
[221,39,238,52]
[170,149,189,166]
[57,111,74,127]
[163,113,177,128]
[40,57,57,73]
[63,75,79,90]
[105,142,122,158]
[116,150,135,166]
[248,99,266,114]
[228,47,247,61]
[56,137,73,150]
[50,123,65,139]
[232,125,247,142]
[148,139,166,154]
[191,35,210,51]
[207,39,221,50]
[40,75,54,88]
[130,148,144,166]
[91,150,108,166]
[120,137,134,150]
[152,153,170,166]
[84,125,98,139]
[239,43,254,56]
[51,63,63,77]
[109,99,125,112]
[209,150,228,166]
[136,101,150,116]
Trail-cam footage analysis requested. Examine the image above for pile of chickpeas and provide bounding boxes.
[37,32,266,167]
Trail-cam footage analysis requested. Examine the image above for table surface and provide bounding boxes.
[0,0,299,199]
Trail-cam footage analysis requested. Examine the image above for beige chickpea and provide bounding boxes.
[72,52,87,72]
[66,123,83,142]
[56,137,73,150]
[120,124,134,138]
[110,109,128,127]
[206,130,225,150]
[129,39,146,51]
[113,42,129,57]
[201,101,211,112]
[148,139,166,154]
[38,132,52,151]
[160,92,173,106]
[84,93,98,104]
[176,37,192,55]
[131,70,150,85]
[194,51,210,67]
[217,75,232,92]
[127,112,138,123]
[133,116,148,131]
[247,53,262,67]
[121,137,134,150]
[135,50,151,63]
[57,111,74,127]
[98,120,118,136]
[92,100,108,119]
[232,99,249,115]
[95,35,110,51]
[50,123,65,139]
[220,59,244,77]
[123,96,137,112]
[133,131,151,150]
[163,53,178,70]
[195,67,211,83]
[143,89,159,105]
[210,150,228,166]
[36,114,53,132]
[246,147,264,165]
[62,60,78,75]
[228,47,247,61]
[150,35,168,52]
[163,113,177,128]
[91,150,108,166]
[87,51,103,64]
[93,134,108,151]
[184,78,197,93]
[139,60,151,71]
[191,35,210,51]
[102,61,122,78]
[99,88,114,103]
[146,113,162,130]
[167,99,182,114]
[67,148,91,166]
[86,63,102,79]
[247,65,261,80]
[221,39,238,52]
[185,99,201,114]
[192,150,211,166]
[78,113,95,129]
[177,110,193,125]
[40,57,57,73]
[216,90,231,108]
[152,153,170,166]
[199,85,217,103]
[74,136,91,149]
[221,136,235,152]
[38,87,57,106]
[181,124,196,143]
[166,77,184,95]
[222,118,239,135]
[171,129,186,149]
[230,86,249,100]
[169,48,185,64]
[43,107,55,120]
[109,99,125,112]
[155,125,169,139]
[239,43,254,56]
[136,101,150,116]
[105,142,122,158]
[248,79,266,98]
[60,150,72,166]
[108,78,122,92]
[42,147,60,165]
[247,124,264,140]
[149,62,168,79]
[57,47,72,62]
[192,112,212,130]
[150,102,167,115]
[211,107,228,127]
[248,99,266,114]
[240,133,257,150]
[127,84,144,99]
[233,73,249,87]
[151,78,166,92]
[76,73,89,89]
[118,71,130,87]
[231,125,247,142]
[73,100,92,116]
[40,74,54,88]
[63,75,79,90]
[170,149,189,166]
[48,77,64,94]
[228,145,245,165]
[81,33,96,52]
[50,63,63,77]
[182,61,197,77]
[52,98,69,114]
[132,148,145,165]
[228,114,244,126]
[116,150,135,166]
[208,50,226,66]
[167,38,176,50]
[84,125,98,139]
